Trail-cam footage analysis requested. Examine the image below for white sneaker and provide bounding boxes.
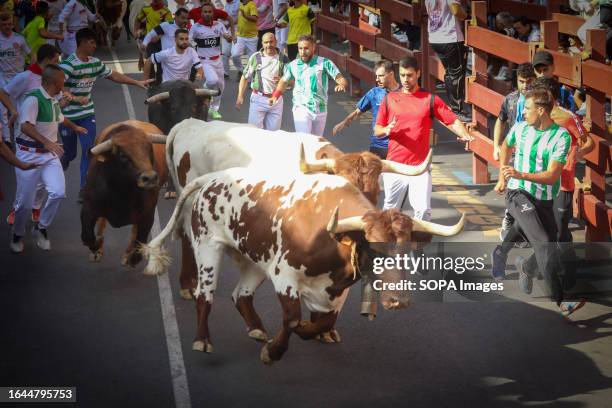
[10,235,24,253]
[36,227,51,251]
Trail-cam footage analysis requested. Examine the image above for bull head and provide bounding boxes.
[90,132,167,156]
[299,143,433,177]
[327,207,466,237]
[144,89,221,104]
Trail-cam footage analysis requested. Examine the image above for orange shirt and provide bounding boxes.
[550,106,587,192]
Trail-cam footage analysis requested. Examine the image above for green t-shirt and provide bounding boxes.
[282,56,340,114]
[506,121,571,200]
[22,16,47,56]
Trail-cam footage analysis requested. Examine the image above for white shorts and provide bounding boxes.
[292,105,327,136]
[381,169,432,221]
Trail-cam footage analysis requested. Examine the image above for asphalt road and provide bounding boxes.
[1,38,611,408]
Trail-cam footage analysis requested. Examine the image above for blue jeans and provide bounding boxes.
[60,115,97,188]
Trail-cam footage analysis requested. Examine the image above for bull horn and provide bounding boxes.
[410,213,466,237]
[144,91,170,104]
[195,88,221,97]
[327,206,366,234]
[90,139,114,155]
[299,143,335,173]
[147,133,167,144]
[381,149,433,176]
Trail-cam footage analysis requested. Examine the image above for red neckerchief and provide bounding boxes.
[27,64,43,75]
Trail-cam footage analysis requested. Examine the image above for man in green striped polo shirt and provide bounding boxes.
[59,28,153,201]
[492,87,584,317]
[268,34,348,136]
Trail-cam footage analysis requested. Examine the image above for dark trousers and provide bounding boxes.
[369,146,388,160]
[257,27,276,50]
[430,41,467,114]
[60,115,97,189]
[287,43,298,60]
[502,189,563,304]
[554,190,577,288]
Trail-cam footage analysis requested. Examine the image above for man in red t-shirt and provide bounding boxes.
[374,55,472,220]
[189,0,236,39]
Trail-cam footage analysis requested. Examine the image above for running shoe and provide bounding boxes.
[208,110,222,120]
[9,234,23,254]
[515,256,533,294]
[559,300,586,317]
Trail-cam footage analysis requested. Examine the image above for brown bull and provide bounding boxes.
[95,0,127,47]
[80,120,167,267]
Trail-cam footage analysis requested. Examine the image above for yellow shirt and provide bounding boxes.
[0,0,14,14]
[137,6,173,34]
[237,1,258,38]
[282,4,315,45]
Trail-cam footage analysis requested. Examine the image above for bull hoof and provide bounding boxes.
[316,329,342,344]
[192,340,213,353]
[89,250,103,262]
[260,343,273,365]
[179,288,194,300]
[248,328,268,342]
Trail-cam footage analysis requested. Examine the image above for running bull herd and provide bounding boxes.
[79,86,465,364]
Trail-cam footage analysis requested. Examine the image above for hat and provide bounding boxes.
[532,50,554,67]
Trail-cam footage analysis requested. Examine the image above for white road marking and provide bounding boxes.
[110,49,192,408]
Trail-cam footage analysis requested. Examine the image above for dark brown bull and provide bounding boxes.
[81,120,167,267]
[95,0,126,47]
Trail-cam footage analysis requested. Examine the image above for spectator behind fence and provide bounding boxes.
[277,0,315,61]
[513,16,541,42]
[424,0,471,122]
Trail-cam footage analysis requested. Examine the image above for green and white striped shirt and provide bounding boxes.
[18,87,64,143]
[506,121,571,200]
[59,54,112,120]
[282,56,340,114]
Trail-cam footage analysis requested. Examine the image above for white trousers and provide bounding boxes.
[0,76,8,142]
[59,31,77,57]
[221,37,234,76]
[231,36,258,72]
[248,93,283,130]
[381,169,432,221]
[275,26,288,53]
[201,58,225,112]
[13,150,66,236]
[292,106,327,136]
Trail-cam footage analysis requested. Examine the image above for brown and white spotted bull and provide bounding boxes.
[80,120,167,267]
[95,0,127,47]
[166,118,432,300]
[142,168,464,364]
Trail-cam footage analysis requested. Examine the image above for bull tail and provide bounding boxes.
[165,122,179,194]
[141,174,210,276]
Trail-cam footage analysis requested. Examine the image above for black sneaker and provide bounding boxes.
[491,245,507,280]
[224,73,229,79]
[77,189,84,203]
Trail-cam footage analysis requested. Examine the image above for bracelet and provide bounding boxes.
[271,90,282,99]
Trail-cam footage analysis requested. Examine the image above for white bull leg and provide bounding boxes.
[230,258,267,342]
[192,241,223,353]
[313,288,349,344]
